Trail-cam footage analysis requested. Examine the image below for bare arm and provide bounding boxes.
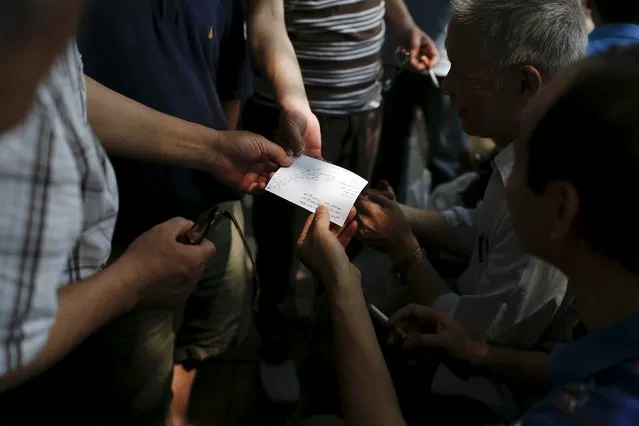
[384,0,416,35]
[246,0,308,111]
[222,100,242,131]
[387,234,453,306]
[470,345,552,395]
[400,205,466,254]
[85,76,221,171]
[327,275,406,426]
[0,259,138,391]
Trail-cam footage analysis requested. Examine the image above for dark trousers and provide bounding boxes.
[241,99,382,362]
[0,204,245,425]
[372,69,466,202]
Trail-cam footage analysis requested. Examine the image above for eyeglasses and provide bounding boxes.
[178,206,261,312]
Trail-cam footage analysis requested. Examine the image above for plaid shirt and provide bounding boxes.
[0,43,118,375]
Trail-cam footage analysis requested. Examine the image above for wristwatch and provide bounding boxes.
[392,246,426,284]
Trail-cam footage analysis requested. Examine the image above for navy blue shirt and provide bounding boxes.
[518,313,639,425]
[78,0,252,245]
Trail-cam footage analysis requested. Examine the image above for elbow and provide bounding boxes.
[246,2,285,54]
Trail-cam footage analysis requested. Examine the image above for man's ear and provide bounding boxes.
[518,65,543,104]
[549,182,580,241]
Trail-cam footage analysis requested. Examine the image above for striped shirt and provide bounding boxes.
[253,0,386,115]
[0,42,118,374]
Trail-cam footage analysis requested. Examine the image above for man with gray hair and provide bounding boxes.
[355,0,589,422]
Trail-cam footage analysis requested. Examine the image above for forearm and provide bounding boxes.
[86,76,220,170]
[326,276,406,426]
[389,235,453,306]
[471,344,552,395]
[0,259,138,391]
[400,205,464,254]
[246,0,309,109]
[384,0,415,35]
[221,100,242,130]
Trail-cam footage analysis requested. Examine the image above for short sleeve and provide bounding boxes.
[217,0,253,101]
[0,102,82,374]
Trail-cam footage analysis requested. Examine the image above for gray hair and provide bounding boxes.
[0,1,50,49]
[451,0,589,77]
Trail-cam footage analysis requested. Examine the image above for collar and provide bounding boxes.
[491,143,514,184]
[550,312,639,386]
[588,24,639,55]
[590,23,639,42]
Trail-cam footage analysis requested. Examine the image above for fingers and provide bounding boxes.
[361,190,395,208]
[408,31,423,70]
[389,304,444,328]
[376,180,396,201]
[263,139,294,167]
[345,207,357,224]
[403,332,447,351]
[166,216,216,258]
[163,217,196,237]
[337,211,358,247]
[423,38,440,66]
[193,238,217,258]
[298,211,316,246]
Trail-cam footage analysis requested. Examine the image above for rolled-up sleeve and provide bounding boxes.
[452,210,568,347]
[0,108,81,375]
[442,205,479,255]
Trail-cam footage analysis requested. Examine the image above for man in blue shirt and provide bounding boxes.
[587,0,639,55]
[293,45,639,426]
[74,1,260,425]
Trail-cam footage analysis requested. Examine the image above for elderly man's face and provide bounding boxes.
[0,0,85,132]
[442,18,529,143]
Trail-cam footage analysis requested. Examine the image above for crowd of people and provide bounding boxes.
[0,0,638,425]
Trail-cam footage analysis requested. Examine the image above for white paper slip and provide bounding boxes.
[266,155,368,226]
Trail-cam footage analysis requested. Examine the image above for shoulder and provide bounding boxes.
[521,373,639,426]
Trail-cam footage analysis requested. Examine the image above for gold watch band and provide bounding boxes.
[392,247,426,283]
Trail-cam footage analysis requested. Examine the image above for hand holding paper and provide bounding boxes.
[265,155,368,226]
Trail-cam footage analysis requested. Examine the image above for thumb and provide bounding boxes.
[314,204,331,230]
[163,217,196,237]
[281,110,308,155]
[260,137,293,167]
[364,190,396,208]
[190,238,217,259]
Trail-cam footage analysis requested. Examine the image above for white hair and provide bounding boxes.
[452,0,589,77]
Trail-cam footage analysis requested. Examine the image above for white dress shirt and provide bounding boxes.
[430,144,569,420]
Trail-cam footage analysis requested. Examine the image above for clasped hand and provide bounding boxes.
[355,183,414,255]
